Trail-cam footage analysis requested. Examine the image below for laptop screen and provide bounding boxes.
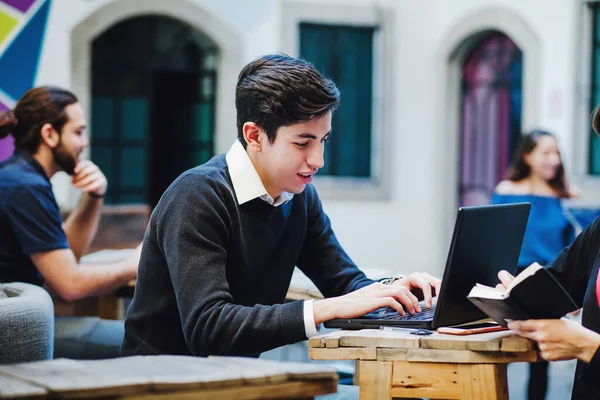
[432,203,531,328]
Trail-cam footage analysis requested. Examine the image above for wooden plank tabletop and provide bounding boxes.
[0,375,46,399]
[0,356,338,399]
[308,329,532,351]
[308,329,538,364]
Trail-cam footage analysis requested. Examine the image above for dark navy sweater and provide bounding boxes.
[122,154,373,357]
[546,216,600,399]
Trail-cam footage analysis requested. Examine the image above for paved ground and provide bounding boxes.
[508,360,575,400]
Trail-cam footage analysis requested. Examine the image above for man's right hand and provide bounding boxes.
[72,160,107,198]
[312,282,422,326]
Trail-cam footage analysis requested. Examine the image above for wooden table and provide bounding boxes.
[308,328,538,400]
[0,355,337,399]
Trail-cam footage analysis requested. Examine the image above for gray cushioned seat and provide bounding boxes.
[0,282,54,363]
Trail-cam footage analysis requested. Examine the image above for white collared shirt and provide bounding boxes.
[225,140,319,338]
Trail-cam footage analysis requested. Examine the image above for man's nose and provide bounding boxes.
[307,146,325,169]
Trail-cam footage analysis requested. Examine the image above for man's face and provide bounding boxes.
[52,103,88,175]
[253,111,331,198]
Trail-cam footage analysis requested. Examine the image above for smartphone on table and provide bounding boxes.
[437,322,508,335]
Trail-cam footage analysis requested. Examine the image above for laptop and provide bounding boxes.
[324,203,531,330]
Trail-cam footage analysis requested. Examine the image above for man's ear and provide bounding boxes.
[40,123,59,148]
[242,122,263,152]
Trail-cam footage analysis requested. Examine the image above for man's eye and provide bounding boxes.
[322,137,330,143]
[295,142,308,147]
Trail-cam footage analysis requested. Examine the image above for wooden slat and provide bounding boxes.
[458,364,508,400]
[307,336,325,348]
[208,357,338,382]
[376,348,538,363]
[338,329,420,349]
[0,358,152,399]
[311,329,531,352]
[0,356,338,400]
[284,286,323,301]
[420,331,531,351]
[358,361,392,400]
[391,361,461,400]
[500,335,534,352]
[309,347,377,361]
[307,330,356,349]
[420,331,518,351]
[0,374,47,399]
[122,380,336,400]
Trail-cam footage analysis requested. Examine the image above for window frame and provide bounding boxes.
[587,2,600,176]
[280,1,393,200]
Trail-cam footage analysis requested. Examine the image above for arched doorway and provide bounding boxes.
[91,15,217,207]
[459,31,523,206]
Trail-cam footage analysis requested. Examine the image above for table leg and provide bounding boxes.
[354,360,361,385]
[358,361,392,400]
[98,293,120,320]
[388,361,508,399]
[458,363,508,400]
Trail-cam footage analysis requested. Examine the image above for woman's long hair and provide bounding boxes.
[507,130,570,198]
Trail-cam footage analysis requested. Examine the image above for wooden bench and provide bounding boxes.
[0,355,338,399]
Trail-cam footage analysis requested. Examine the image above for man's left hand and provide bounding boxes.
[393,272,441,309]
[72,160,107,198]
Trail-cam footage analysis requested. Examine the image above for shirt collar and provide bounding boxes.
[226,140,293,207]
[13,149,51,183]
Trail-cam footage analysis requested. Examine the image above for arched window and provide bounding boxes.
[91,16,217,207]
[459,32,523,206]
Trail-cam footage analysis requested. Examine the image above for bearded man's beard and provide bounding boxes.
[52,140,77,175]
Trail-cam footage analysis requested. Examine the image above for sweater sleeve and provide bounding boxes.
[155,174,306,356]
[545,216,600,307]
[296,184,374,298]
[578,344,600,389]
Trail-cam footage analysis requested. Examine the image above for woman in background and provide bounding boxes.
[492,130,579,400]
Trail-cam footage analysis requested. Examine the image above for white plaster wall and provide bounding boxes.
[32,0,587,277]
[297,0,581,277]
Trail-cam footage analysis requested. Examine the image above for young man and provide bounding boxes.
[122,54,440,357]
[0,86,140,359]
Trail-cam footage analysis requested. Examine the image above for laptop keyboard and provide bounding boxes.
[378,306,436,321]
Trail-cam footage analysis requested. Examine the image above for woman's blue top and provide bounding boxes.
[491,193,575,268]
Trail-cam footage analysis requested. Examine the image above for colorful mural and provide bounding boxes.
[0,0,51,161]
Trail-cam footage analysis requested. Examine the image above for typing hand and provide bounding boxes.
[72,160,107,198]
[393,272,441,308]
[313,282,421,326]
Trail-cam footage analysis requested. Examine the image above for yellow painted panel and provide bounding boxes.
[0,12,19,47]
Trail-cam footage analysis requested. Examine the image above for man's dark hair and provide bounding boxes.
[235,53,340,148]
[0,86,78,153]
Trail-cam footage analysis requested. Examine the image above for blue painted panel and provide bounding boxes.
[0,0,51,99]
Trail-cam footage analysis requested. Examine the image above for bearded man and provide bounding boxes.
[0,86,140,359]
